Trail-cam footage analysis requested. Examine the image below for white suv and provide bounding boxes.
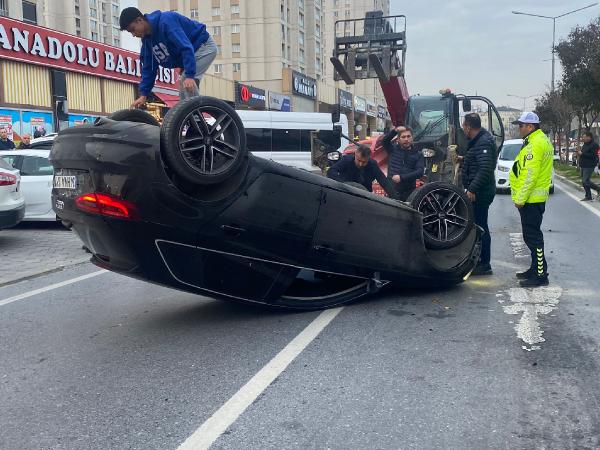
[0,157,25,229]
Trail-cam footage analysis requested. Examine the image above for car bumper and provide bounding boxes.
[0,204,25,229]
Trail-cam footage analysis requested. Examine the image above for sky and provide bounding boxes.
[119,0,599,110]
[389,0,599,110]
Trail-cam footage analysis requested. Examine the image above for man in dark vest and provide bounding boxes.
[382,126,424,201]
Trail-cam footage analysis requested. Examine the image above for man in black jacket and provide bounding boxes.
[327,145,395,195]
[461,113,497,276]
[0,128,15,150]
[577,131,600,201]
[382,126,424,201]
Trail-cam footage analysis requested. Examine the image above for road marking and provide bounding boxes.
[177,307,344,450]
[509,233,529,259]
[0,270,107,308]
[501,286,562,351]
[556,183,600,220]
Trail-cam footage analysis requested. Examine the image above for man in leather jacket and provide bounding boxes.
[381,126,424,201]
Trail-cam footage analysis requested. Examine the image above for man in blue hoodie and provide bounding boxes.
[119,7,217,109]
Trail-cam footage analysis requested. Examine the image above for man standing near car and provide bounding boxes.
[327,144,395,195]
[577,131,600,201]
[461,113,497,276]
[18,134,32,149]
[0,128,15,150]
[119,7,217,109]
[510,112,553,287]
[382,126,424,201]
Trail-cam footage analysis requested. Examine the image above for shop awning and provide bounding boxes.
[153,91,180,108]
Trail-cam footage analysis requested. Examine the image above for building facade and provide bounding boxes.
[1,0,123,46]
[496,106,521,140]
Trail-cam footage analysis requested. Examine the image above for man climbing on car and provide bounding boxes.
[119,7,217,109]
[382,126,424,201]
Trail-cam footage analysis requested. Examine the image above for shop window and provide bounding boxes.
[245,129,272,153]
[22,1,37,24]
[272,129,301,152]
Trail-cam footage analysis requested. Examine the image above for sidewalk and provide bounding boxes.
[0,223,90,286]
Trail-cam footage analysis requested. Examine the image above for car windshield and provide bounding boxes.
[499,143,522,160]
[407,97,451,142]
[0,157,12,170]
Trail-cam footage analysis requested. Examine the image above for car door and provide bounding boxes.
[18,155,54,218]
[466,95,505,154]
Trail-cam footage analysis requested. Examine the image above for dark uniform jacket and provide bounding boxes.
[382,130,424,196]
[461,128,497,204]
[327,154,394,195]
[579,141,600,168]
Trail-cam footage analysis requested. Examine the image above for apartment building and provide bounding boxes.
[1,0,122,46]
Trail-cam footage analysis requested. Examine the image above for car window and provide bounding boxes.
[499,143,522,160]
[0,157,12,170]
[271,129,301,152]
[20,156,54,176]
[245,128,272,153]
[30,142,54,150]
[0,154,19,168]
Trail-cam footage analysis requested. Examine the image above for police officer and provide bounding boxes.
[510,112,553,287]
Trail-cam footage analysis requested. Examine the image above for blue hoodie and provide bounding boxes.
[139,11,210,96]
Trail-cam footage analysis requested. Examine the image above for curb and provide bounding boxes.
[554,173,583,191]
[0,257,91,288]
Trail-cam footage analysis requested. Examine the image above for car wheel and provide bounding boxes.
[160,97,247,185]
[407,182,474,250]
[108,109,160,126]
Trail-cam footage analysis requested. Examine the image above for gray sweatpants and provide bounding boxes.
[179,36,218,99]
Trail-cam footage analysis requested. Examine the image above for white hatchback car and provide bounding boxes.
[495,138,555,194]
[0,136,56,221]
[0,157,25,229]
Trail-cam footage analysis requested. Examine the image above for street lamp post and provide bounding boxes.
[507,93,539,111]
[512,3,598,91]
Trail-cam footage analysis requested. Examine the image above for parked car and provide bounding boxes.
[0,141,55,221]
[50,98,481,310]
[0,157,25,229]
[495,139,554,194]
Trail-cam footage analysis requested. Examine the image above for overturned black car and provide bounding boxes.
[50,97,480,310]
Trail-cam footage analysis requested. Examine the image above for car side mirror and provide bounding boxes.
[462,98,471,112]
[331,105,341,123]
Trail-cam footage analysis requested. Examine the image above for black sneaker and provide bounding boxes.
[471,263,493,276]
[519,276,549,287]
[516,268,534,280]
[581,197,593,202]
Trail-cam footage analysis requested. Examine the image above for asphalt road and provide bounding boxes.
[1,180,600,450]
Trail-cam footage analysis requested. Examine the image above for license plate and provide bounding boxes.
[53,175,78,189]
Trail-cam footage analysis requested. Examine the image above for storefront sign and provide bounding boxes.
[377,105,387,119]
[366,101,377,117]
[292,71,317,99]
[235,82,266,109]
[0,16,176,90]
[269,92,291,111]
[339,89,353,110]
[354,96,366,113]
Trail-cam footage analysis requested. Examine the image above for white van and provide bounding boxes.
[235,110,349,172]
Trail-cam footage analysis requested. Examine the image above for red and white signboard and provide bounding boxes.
[0,16,177,91]
[0,115,13,139]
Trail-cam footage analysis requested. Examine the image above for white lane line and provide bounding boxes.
[0,270,108,308]
[509,233,529,259]
[557,182,600,220]
[177,306,344,450]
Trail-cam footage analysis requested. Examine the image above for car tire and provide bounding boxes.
[407,182,474,250]
[108,109,160,126]
[160,96,247,185]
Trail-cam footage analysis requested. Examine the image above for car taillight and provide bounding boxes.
[0,172,17,186]
[75,192,140,220]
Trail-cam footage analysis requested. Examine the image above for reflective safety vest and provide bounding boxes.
[510,129,553,204]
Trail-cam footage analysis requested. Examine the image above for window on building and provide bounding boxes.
[315,42,321,54]
[231,4,240,14]
[113,37,120,46]
[76,30,81,36]
[280,3,284,20]
[89,0,96,6]
[75,18,81,27]
[75,5,80,15]
[22,1,37,24]
[214,64,223,74]
[90,7,97,18]
[213,26,221,35]
[298,0,304,9]
[298,12,304,27]
[231,24,240,33]
[91,31,99,41]
[90,20,97,31]
[333,11,338,17]
[345,9,351,16]
[212,7,220,16]
[233,63,241,72]
[112,4,118,15]
[281,24,285,40]
[232,44,240,53]
[281,43,285,57]
[190,9,199,19]
[299,31,304,46]
[316,23,320,35]
[315,6,320,18]
[0,0,8,17]
[299,48,304,63]
[112,15,118,26]
[216,45,221,54]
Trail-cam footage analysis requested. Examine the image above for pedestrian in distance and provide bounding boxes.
[18,133,32,149]
[327,144,396,196]
[577,131,600,201]
[0,127,15,150]
[119,7,217,109]
[510,112,554,288]
[460,113,497,276]
[381,126,424,201]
